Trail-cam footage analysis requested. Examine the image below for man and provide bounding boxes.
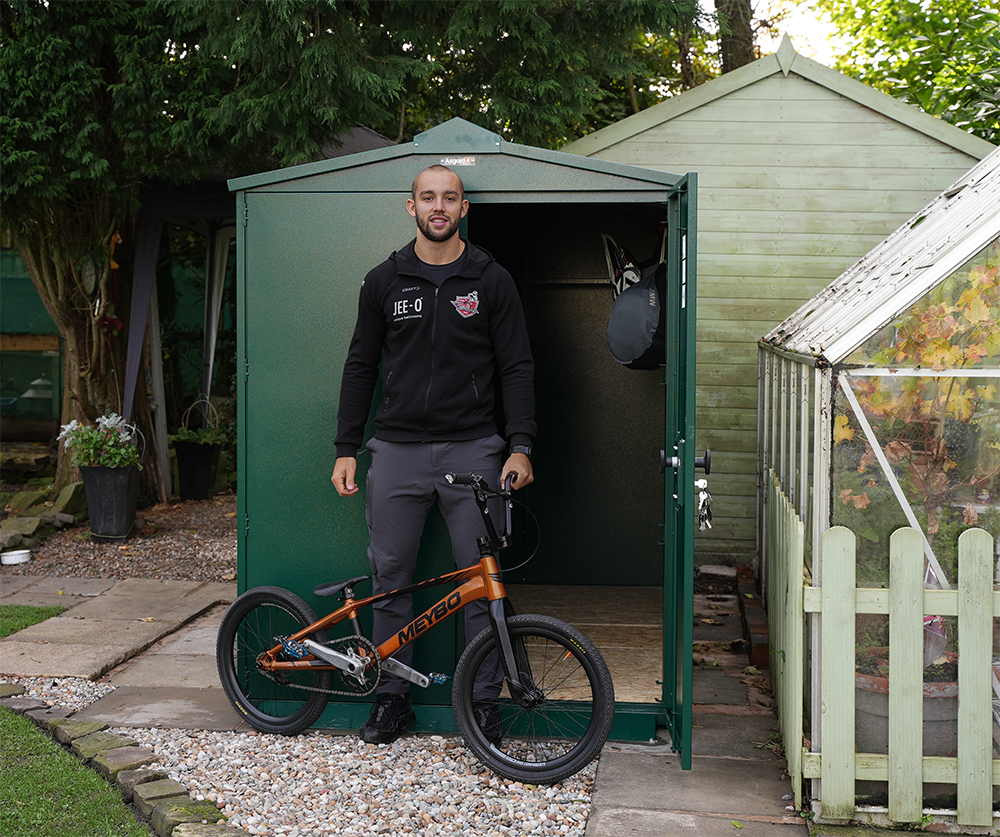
[332,165,536,745]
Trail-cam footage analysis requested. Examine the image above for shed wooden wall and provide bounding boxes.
[567,69,989,566]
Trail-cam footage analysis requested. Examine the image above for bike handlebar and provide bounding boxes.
[445,472,516,494]
[444,471,515,553]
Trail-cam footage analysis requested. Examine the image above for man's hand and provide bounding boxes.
[501,453,533,490]
[332,456,359,496]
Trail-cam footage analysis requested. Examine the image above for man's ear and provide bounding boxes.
[406,198,417,217]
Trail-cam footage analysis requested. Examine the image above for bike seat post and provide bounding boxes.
[340,586,364,636]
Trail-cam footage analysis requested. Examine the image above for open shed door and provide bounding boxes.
[661,173,701,769]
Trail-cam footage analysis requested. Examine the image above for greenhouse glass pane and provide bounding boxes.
[847,237,1000,369]
[831,374,1000,588]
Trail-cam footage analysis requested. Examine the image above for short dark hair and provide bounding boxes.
[411,165,465,201]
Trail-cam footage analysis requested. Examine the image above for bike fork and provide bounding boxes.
[488,599,536,707]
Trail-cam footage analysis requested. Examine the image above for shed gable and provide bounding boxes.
[563,39,996,563]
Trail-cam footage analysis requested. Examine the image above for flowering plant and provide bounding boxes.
[58,413,142,469]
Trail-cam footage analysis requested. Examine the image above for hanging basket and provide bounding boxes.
[172,397,224,500]
[79,465,140,543]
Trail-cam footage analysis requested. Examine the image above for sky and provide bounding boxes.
[699,0,847,67]
[756,2,846,65]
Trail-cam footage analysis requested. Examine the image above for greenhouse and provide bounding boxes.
[758,146,999,828]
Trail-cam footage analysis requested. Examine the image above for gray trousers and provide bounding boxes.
[365,435,505,698]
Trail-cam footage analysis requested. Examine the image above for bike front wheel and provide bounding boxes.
[216,586,332,735]
[453,614,615,784]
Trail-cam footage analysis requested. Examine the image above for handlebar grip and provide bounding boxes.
[445,472,477,486]
[504,472,515,493]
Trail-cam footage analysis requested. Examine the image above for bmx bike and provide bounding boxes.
[216,472,615,784]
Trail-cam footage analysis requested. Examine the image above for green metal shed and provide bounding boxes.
[229,118,703,758]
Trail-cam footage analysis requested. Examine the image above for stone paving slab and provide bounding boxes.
[151,796,228,836]
[0,574,42,596]
[692,669,748,706]
[134,778,190,817]
[74,685,244,731]
[117,767,168,802]
[586,806,807,836]
[51,718,108,742]
[156,622,222,655]
[0,576,119,608]
[591,750,795,819]
[0,590,93,608]
[66,583,211,623]
[1,639,136,678]
[9,615,178,647]
[109,653,221,689]
[690,713,782,760]
[26,705,75,729]
[72,730,139,760]
[0,578,235,679]
[26,576,120,597]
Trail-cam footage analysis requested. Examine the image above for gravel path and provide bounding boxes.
[3,494,238,582]
[2,496,597,836]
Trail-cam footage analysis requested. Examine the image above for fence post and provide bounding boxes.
[821,526,857,820]
[957,528,993,827]
[889,527,925,824]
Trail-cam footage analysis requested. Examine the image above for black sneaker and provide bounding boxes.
[473,699,502,747]
[359,693,416,744]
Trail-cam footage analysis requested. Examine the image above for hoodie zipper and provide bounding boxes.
[422,287,439,437]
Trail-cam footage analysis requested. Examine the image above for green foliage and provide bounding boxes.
[367,0,705,148]
[1,0,715,494]
[0,604,67,638]
[813,0,1000,143]
[58,413,141,469]
[169,425,226,446]
[0,706,151,837]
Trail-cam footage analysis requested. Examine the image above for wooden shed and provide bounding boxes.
[562,35,996,569]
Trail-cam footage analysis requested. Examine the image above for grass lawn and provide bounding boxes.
[0,604,151,836]
[0,707,152,837]
[0,603,67,638]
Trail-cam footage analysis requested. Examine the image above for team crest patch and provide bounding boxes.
[451,290,480,318]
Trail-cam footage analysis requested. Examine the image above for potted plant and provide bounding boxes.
[58,413,142,543]
[169,398,225,501]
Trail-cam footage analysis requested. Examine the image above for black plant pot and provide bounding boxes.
[79,465,140,544]
[173,442,222,501]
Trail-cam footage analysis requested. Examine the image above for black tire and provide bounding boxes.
[453,614,615,784]
[216,586,332,735]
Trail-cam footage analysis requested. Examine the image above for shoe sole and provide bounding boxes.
[359,709,417,745]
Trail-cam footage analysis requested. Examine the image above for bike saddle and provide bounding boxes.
[313,574,370,598]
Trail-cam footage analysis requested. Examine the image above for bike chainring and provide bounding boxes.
[262,634,381,697]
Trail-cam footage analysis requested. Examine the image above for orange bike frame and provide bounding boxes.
[258,553,508,673]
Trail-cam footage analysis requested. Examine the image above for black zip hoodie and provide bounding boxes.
[335,239,536,458]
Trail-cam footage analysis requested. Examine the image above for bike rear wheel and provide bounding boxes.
[216,586,332,735]
[453,614,615,784]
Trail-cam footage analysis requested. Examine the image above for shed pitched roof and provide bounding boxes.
[562,35,992,161]
[763,145,1000,364]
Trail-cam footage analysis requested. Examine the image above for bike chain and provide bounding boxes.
[261,634,381,698]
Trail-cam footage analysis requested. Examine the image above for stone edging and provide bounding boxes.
[1,688,248,837]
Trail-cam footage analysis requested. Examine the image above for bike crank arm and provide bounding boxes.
[382,657,431,689]
[300,639,369,677]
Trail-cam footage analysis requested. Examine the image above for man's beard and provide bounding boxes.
[416,211,461,242]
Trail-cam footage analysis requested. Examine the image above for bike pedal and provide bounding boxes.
[278,637,309,659]
[428,672,452,684]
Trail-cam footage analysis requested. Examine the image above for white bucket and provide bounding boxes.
[1,549,31,565]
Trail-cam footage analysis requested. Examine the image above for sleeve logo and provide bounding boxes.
[450,290,480,318]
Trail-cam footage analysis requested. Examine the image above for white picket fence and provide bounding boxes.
[766,472,1000,828]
